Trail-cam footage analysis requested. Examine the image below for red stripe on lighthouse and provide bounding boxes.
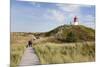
[74,16,77,22]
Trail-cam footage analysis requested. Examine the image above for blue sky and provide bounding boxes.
[11,0,95,32]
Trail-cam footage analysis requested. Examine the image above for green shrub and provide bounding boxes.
[66,31,78,42]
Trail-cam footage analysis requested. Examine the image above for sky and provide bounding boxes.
[11,0,95,32]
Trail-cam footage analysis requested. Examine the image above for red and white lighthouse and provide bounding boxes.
[73,16,79,25]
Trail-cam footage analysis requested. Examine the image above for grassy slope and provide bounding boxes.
[33,25,95,64]
[44,25,95,42]
[10,25,95,66]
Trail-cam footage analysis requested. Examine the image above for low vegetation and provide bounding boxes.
[34,42,95,64]
[11,25,95,66]
[44,25,95,42]
[11,44,25,67]
[10,32,30,67]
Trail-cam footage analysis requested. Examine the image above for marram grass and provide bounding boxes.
[34,42,95,64]
[10,44,25,67]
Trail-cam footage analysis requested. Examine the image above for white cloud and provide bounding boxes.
[79,14,95,24]
[30,2,41,7]
[56,4,95,28]
[84,15,95,22]
[44,9,66,24]
[56,4,81,13]
[79,15,95,29]
[55,4,82,23]
[49,10,65,22]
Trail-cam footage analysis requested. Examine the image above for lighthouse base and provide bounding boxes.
[74,22,78,25]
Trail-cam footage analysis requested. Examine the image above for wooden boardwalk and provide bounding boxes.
[19,47,40,66]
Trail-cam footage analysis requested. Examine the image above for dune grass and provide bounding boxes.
[10,44,25,67]
[10,32,95,66]
[10,32,30,67]
[34,42,95,64]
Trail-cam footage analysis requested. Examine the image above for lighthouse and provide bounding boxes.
[73,16,79,25]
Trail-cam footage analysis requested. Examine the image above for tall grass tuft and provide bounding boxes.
[10,45,25,67]
[34,42,95,64]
